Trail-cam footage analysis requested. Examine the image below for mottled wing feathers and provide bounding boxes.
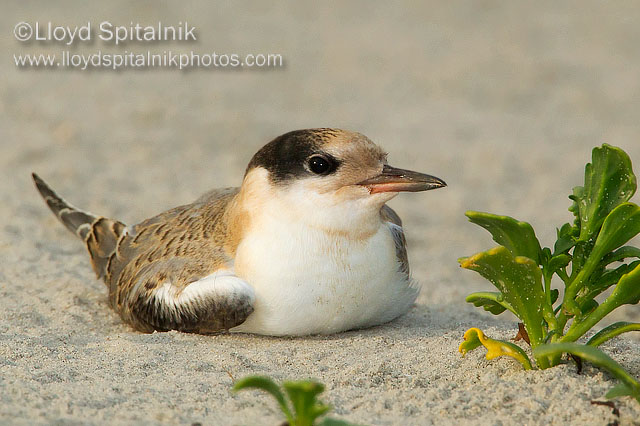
[106,190,239,294]
[102,189,250,333]
[120,259,255,333]
[33,174,252,333]
[86,217,127,279]
[381,205,409,275]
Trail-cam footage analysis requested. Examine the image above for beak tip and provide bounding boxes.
[357,165,446,193]
[422,175,446,191]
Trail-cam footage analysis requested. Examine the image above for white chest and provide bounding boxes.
[231,218,419,335]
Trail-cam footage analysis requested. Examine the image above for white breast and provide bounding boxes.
[231,216,419,336]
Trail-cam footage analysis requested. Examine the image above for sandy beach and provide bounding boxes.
[2,1,640,424]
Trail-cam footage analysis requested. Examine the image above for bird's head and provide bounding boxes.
[240,129,446,234]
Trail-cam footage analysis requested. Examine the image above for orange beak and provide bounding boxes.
[358,165,446,194]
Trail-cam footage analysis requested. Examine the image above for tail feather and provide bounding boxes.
[32,173,126,279]
[32,173,96,239]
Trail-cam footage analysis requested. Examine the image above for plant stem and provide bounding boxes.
[556,268,570,283]
[543,272,552,308]
[555,311,568,335]
[563,253,601,316]
[562,296,620,343]
[541,271,559,335]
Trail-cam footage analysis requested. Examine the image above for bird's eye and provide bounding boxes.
[307,155,333,175]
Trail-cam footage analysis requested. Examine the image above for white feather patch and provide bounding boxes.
[152,270,255,316]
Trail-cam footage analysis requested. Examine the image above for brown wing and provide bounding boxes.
[115,257,254,333]
[34,173,253,334]
[101,188,255,333]
[381,204,409,275]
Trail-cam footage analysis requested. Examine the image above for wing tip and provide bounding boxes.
[32,172,49,197]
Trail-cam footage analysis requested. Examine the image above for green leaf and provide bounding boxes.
[577,260,640,306]
[283,381,329,426]
[547,254,571,277]
[564,262,640,342]
[587,322,640,347]
[233,376,356,426]
[459,327,533,370]
[606,383,636,400]
[533,343,640,402]
[601,246,640,266]
[233,376,294,423]
[570,144,637,242]
[606,260,640,306]
[600,260,640,290]
[563,203,640,316]
[465,211,542,264]
[555,223,579,254]
[459,246,547,346]
[465,292,513,315]
[579,299,598,315]
[591,203,640,262]
[465,291,558,316]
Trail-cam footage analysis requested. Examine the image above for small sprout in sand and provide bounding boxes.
[232,375,356,426]
[459,144,640,404]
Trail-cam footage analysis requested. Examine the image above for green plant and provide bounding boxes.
[232,375,356,426]
[458,144,640,403]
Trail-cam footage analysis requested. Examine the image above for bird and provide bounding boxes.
[33,128,446,336]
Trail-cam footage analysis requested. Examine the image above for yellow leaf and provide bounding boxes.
[459,327,533,370]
